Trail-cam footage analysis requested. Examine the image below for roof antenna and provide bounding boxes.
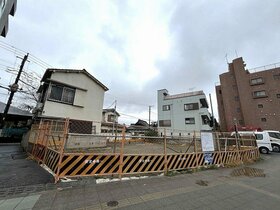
[225,53,229,64]
[235,50,238,58]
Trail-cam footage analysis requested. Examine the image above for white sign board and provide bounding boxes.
[201,132,215,152]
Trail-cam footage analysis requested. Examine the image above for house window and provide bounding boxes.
[258,104,263,108]
[250,77,264,85]
[185,118,195,124]
[49,84,75,104]
[159,120,171,127]
[108,114,116,122]
[234,96,239,101]
[277,94,280,98]
[201,115,209,125]
[236,107,241,113]
[252,90,267,98]
[184,103,199,111]
[162,105,170,111]
[261,118,267,122]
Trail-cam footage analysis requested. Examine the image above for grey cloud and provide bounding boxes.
[2,0,280,124]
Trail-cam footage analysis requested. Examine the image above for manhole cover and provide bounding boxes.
[231,167,265,177]
[196,180,208,186]
[107,201,119,207]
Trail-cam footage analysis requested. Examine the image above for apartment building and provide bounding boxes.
[216,57,280,131]
[157,89,212,136]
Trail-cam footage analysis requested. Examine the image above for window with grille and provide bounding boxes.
[250,77,264,85]
[252,90,267,98]
[49,84,75,104]
[184,103,199,111]
[185,118,195,124]
[162,105,171,111]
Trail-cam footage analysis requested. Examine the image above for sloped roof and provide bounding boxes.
[41,68,109,91]
[102,108,120,116]
[0,101,32,116]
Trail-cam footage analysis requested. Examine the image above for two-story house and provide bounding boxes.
[157,89,212,136]
[101,108,123,133]
[36,68,108,134]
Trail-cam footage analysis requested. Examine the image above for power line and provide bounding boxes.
[0,41,52,69]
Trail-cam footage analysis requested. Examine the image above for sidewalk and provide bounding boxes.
[1,144,280,210]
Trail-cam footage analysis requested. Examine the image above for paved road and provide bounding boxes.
[0,144,54,196]
[1,145,280,209]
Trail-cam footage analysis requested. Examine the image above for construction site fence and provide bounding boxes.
[27,119,260,182]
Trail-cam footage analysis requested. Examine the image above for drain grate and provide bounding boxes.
[107,201,119,207]
[231,167,265,177]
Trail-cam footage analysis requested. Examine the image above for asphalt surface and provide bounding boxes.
[0,144,54,197]
[1,144,280,209]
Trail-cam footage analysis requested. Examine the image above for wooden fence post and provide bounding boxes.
[32,119,42,156]
[194,131,199,168]
[235,134,243,165]
[119,126,125,179]
[42,122,51,165]
[164,129,167,175]
[55,118,69,183]
[215,132,224,166]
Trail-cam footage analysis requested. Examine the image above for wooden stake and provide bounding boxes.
[215,132,223,166]
[194,131,199,168]
[42,122,50,165]
[55,118,69,183]
[119,126,125,179]
[164,129,167,175]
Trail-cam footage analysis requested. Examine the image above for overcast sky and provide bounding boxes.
[1,0,280,124]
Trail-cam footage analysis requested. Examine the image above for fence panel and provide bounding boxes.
[58,154,120,177]
[27,120,260,182]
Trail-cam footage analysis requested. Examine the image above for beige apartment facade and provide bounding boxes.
[216,57,280,131]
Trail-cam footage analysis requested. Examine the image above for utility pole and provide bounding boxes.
[113,100,117,153]
[0,53,29,128]
[209,93,215,131]
[149,106,151,128]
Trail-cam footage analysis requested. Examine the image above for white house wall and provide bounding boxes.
[157,89,211,136]
[42,72,105,133]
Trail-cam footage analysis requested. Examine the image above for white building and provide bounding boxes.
[101,108,123,133]
[157,89,212,136]
[36,69,108,134]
